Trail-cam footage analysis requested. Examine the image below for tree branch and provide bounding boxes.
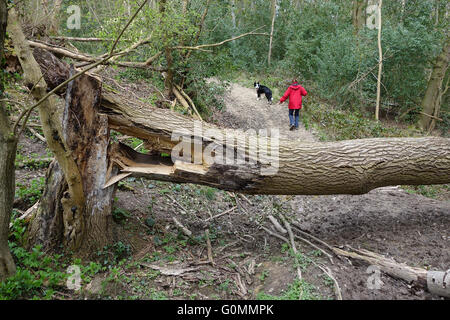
[173,26,266,51]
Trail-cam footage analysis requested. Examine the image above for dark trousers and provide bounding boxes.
[289,109,300,127]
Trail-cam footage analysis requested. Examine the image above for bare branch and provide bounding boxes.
[173,26,266,51]
[50,36,133,42]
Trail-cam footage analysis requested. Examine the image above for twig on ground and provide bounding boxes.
[247,259,256,275]
[267,215,287,234]
[204,206,237,222]
[239,194,253,206]
[291,223,336,253]
[9,201,39,228]
[166,194,188,214]
[172,217,192,237]
[315,264,342,300]
[26,126,46,142]
[205,229,215,266]
[140,263,200,276]
[234,273,248,296]
[133,142,143,151]
[280,216,302,280]
[217,240,239,253]
[293,234,334,263]
[260,225,288,243]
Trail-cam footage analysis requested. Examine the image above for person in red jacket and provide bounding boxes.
[279,79,308,131]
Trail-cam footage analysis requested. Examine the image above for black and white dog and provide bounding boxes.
[254,82,273,104]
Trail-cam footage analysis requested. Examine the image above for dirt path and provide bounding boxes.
[221,82,316,142]
[214,80,450,300]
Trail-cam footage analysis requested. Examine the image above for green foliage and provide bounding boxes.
[15,177,45,206]
[52,0,447,126]
[259,270,269,282]
[218,279,232,293]
[257,279,320,300]
[200,186,217,200]
[0,269,47,300]
[403,184,449,200]
[96,241,132,267]
[112,207,131,224]
[1,217,107,300]
[1,222,67,300]
[303,101,418,141]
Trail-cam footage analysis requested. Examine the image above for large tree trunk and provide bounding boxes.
[8,11,117,254]
[0,0,16,281]
[27,67,117,254]
[419,37,450,131]
[34,48,450,197]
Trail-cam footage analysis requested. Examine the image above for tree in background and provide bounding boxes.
[375,0,383,121]
[352,0,367,34]
[419,35,449,131]
[268,0,277,67]
[0,0,17,281]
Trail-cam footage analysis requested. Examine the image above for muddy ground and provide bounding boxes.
[13,78,449,300]
[207,80,450,300]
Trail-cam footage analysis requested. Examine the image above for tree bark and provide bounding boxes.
[0,0,17,281]
[375,0,383,121]
[268,0,277,67]
[419,36,449,131]
[352,0,366,34]
[159,0,174,96]
[49,0,62,34]
[27,66,117,254]
[333,247,450,298]
[8,10,117,254]
[231,0,236,31]
[33,48,450,197]
[0,134,17,282]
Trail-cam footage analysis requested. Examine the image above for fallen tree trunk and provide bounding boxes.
[333,247,450,298]
[33,48,450,196]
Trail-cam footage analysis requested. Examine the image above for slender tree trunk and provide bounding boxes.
[402,0,406,22]
[419,37,450,131]
[0,132,17,282]
[375,0,383,121]
[49,0,62,34]
[159,0,174,96]
[428,77,448,132]
[182,0,189,14]
[0,0,17,281]
[231,0,236,30]
[268,0,277,67]
[352,0,366,33]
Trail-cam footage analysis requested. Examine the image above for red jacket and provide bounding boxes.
[280,83,307,109]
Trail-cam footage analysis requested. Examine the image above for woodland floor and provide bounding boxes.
[12,76,450,300]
